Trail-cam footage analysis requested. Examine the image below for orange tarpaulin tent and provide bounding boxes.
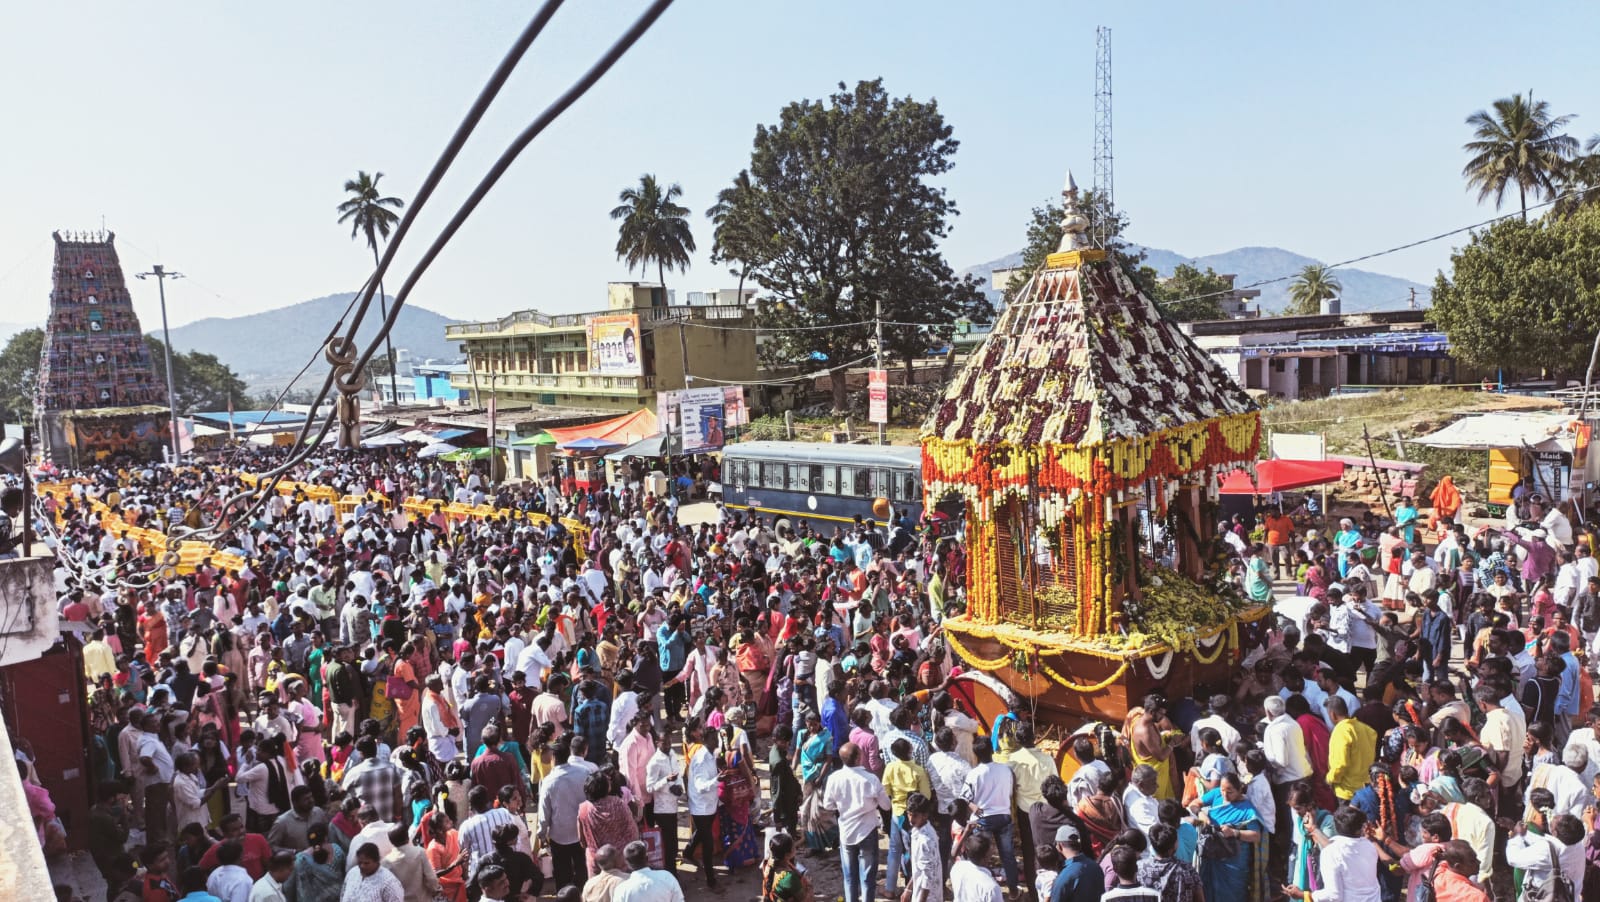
[542,408,659,447]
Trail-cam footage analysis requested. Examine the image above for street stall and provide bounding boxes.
[1411,411,1595,509]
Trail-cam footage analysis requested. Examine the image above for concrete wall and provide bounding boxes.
[650,320,758,394]
[0,715,53,899]
[0,550,62,669]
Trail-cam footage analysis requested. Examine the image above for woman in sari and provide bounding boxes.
[717,724,761,869]
[794,710,837,852]
[422,808,469,902]
[194,725,233,825]
[1194,773,1267,902]
[1074,770,1126,857]
[284,678,325,764]
[760,832,814,902]
[1284,782,1335,896]
[1401,726,1443,786]
[289,822,345,902]
[391,642,421,737]
[1302,553,1331,603]
[1333,519,1363,578]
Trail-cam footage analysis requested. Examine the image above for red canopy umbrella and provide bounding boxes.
[1219,459,1345,495]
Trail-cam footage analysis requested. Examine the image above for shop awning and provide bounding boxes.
[512,433,557,447]
[1410,412,1575,451]
[1219,459,1346,494]
[604,433,665,461]
[542,408,658,447]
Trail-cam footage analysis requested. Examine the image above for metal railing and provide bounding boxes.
[446,304,751,338]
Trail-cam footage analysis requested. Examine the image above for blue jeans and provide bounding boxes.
[979,813,1018,892]
[841,827,881,902]
[886,815,908,895]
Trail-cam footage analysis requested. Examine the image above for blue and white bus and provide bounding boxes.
[720,440,924,526]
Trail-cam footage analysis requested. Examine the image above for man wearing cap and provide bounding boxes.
[1048,822,1103,902]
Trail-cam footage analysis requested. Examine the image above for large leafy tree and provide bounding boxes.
[713,79,992,411]
[1002,189,1160,308]
[1431,206,1600,381]
[0,327,44,423]
[1284,264,1342,316]
[611,174,696,297]
[1462,93,1578,220]
[336,170,406,404]
[1153,264,1232,321]
[144,336,250,414]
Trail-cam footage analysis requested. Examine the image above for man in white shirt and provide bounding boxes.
[959,742,1018,897]
[1188,695,1242,757]
[1280,806,1380,902]
[643,730,683,874]
[537,738,590,887]
[680,726,724,886]
[823,741,892,902]
[1315,668,1359,730]
[1261,696,1311,882]
[204,839,254,902]
[1122,765,1162,837]
[614,841,685,902]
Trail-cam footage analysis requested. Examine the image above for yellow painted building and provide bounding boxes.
[446,282,759,412]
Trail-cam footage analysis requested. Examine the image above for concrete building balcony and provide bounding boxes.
[448,371,655,395]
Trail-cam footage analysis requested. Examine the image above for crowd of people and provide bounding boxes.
[13,444,1600,902]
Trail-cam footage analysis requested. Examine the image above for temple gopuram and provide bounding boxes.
[923,174,1272,734]
[36,231,170,466]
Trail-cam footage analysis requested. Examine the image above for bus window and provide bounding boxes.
[823,466,839,495]
[809,464,824,492]
[787,464,807,492]
[759,462,778,488]
[840,466,856,495]
[893,471,917,502]
[853,468,871,496]
[871,469,889,499]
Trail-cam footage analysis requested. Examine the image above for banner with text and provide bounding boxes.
[679,386,726,454]
[868,369,889,424]
[585,313,642,376]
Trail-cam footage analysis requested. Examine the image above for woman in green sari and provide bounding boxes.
[1194,772,1267,902]
[760,832,813,902]
[793,710,836,852]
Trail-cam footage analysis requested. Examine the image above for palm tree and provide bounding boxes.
[1553,134,1600,217]
[1284,265,1342,316]
[610,175,696,301]
[336,171,406,405]
[706,170,758,306]
[1462,93,1578,220]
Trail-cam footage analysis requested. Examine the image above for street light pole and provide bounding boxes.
[136,264,184,464]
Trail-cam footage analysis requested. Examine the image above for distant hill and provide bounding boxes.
[961,245,1431,315]
[160,293,461,390]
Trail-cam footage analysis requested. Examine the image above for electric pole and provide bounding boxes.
[875,294,886,445]
[136,264,184,465]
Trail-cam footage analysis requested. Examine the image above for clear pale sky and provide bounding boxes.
[3,1,1597,329]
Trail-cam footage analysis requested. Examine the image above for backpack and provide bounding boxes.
[1526,840,1575,902]
[1415,860,1439,902]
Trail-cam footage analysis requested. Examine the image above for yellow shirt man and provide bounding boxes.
[883,756,932,816]
[1326,714,1377,800]
[1008,745,1056,811]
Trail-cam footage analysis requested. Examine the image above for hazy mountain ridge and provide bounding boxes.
[961,245,1431,314]
[160,293,461,389]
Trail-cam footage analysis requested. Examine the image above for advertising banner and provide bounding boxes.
[679,386,726,454]
[721,385,748,428]
[585,313,643,375]
[868,369,889,424]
